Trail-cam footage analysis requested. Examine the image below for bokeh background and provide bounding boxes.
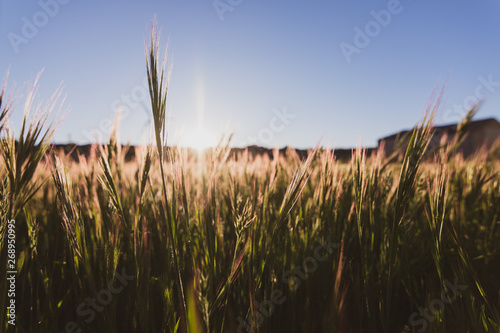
[1,0,499,149]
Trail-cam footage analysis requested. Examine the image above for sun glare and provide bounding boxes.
[182,127,217,151]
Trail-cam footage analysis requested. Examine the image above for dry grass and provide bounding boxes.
[0,22,499,333]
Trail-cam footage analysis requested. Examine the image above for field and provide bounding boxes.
[1,29,500,333]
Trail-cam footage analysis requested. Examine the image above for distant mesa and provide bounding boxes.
[378,117,500,159]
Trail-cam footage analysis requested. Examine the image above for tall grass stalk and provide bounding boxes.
[383,94,438,331]
[145,19,188,332]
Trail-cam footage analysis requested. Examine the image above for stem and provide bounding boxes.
[159,151,188,332]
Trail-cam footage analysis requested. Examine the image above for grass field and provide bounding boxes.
[1,25,500,333]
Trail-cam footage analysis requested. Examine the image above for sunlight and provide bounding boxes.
[181,127,217,151]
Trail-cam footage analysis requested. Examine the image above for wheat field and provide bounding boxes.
[0,24,500,333]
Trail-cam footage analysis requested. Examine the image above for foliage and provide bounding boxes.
[1,23,500,333]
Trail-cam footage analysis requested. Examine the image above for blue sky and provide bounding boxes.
[1,0,499,149]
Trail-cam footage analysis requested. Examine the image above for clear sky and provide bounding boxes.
[1,0,500,149]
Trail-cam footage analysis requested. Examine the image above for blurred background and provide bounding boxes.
[0,0,499,149]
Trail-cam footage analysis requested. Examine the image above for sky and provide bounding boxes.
[1,0,500,149]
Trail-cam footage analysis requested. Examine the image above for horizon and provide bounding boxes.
[45,115,500,152]
[1,0,500,149]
